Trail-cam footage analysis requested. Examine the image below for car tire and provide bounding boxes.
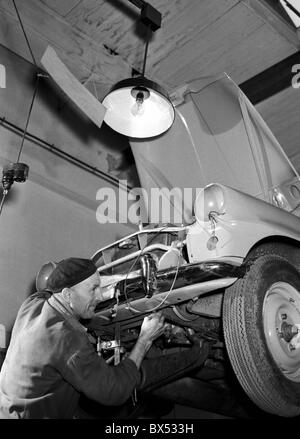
[223,254,300,417]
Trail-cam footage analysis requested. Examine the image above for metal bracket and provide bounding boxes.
[100,340,120,350]
[128,0,161,31]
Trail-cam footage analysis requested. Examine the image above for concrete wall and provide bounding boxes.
[0,45,136,336]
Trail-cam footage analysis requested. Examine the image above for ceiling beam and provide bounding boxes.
[243,0,300,48]
[240,49,300,104]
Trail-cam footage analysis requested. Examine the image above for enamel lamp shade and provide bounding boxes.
[102,76,175,138]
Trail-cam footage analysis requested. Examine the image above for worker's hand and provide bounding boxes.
[128,312,165,369]
[139,311,165,343]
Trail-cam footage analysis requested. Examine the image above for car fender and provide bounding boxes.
[187,183,300,263]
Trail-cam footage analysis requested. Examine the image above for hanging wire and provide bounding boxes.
[0,0,41,218]
[16,75,40,163]
[12,0,37,67]
[0,192,7,217]
[12,0,42,163]
[11,0,45,164]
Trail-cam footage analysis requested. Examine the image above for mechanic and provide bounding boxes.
[0,257,209,419]
[0,257,166,419]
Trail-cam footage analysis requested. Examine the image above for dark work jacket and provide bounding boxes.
[0,292,139,419]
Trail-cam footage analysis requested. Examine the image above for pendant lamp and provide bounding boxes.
[102,2,175,138]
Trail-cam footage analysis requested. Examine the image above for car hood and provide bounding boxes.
[129,74,298,223]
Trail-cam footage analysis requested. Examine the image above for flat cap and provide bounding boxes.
[47,257,97,293]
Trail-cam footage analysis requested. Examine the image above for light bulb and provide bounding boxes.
[131,91,145,117]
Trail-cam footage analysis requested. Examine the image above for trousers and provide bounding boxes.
[138,337,210,392]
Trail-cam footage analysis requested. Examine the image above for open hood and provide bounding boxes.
[129,74,298,224]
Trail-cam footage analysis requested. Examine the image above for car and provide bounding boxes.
[89,73,300,418]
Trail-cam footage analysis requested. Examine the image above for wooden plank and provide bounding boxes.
[67,0,143,70]
[0,10,93,87]
[149,2,263,85]
[243,0,300,48]
[201,24,298,84]
[67,0,240,77]
[40,0,83,17]
[256,87,300,165]
[41,46,106,128]
[145,0,240,72]
[151,3,297,87]
[67,0,137,38]
[0,0,132,93]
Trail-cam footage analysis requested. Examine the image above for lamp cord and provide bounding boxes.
[141,25,151,77]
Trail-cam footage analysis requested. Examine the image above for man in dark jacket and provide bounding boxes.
[0,258,165,418]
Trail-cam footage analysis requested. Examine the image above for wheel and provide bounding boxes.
[223,254,300,417]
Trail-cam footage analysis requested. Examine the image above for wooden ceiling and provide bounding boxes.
[0,0,299,101]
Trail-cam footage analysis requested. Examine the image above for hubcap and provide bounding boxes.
[263,282,300,382]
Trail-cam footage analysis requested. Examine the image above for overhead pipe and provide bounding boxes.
[0,116,132,192]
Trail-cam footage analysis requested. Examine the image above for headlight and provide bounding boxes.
[194,184,226,222]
